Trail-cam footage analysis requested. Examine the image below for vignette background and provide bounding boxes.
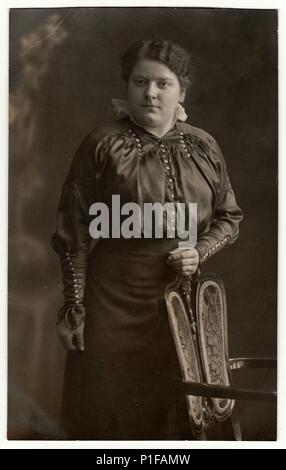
[8,7,277,440]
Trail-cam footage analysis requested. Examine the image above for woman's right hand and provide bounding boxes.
[57,318,85,351]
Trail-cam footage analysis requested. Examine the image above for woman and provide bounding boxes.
[52,39,243,440]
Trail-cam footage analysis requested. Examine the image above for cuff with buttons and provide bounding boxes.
[197,235,230,265]
[62,250,85,306]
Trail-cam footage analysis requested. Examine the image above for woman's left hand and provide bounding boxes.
[167,247,199,277]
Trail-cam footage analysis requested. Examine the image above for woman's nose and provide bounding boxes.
[144,82,158,100]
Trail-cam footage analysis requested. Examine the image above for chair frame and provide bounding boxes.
[165,272,277,440]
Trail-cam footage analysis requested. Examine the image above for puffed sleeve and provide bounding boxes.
[51,133,97,327]
[195,138,243,265]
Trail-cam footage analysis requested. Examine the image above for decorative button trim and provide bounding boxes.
[159,141,176,198]
[178,132,193,159]
[127,128,199,200]
[65,251,81,305]
[200,236,230,263]
[128,129,143,155]
[128,128,178,202]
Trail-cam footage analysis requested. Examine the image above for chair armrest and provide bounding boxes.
[229,357,277,371]
[177,380,277,403]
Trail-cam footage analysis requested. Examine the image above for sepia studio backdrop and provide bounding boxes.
[8,7,277,440]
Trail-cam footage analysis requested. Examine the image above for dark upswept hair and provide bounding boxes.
[120,39,192,90]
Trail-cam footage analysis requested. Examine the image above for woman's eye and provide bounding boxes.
[158,82,168,88]
[134,79,145,86]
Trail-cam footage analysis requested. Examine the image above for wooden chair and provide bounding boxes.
[165,272,277,440]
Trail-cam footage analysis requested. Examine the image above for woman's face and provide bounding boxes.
[127,59,186,131]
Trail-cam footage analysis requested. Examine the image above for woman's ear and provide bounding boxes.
[179,88,186,103]
[179,86,186,103]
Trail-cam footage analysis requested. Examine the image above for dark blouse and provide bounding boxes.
[52,116,243,310]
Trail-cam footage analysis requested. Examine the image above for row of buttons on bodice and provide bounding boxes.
[127,128,191,233]
[127,128,192,201]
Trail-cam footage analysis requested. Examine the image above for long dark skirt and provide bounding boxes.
[61,238,192,440]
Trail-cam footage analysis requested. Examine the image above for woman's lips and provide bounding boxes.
[141,105,160,109]
[141,104,159,108]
